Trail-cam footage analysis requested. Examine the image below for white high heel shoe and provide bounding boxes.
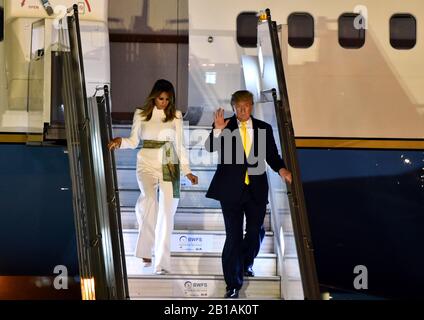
[154,269,169,275]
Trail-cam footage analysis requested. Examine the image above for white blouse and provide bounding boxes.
[120,106,191,176]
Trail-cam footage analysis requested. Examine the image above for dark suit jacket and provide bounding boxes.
[205,115,286,205]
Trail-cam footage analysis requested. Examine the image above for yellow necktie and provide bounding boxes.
[241,121,251,185]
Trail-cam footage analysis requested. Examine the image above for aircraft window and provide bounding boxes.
[0,7,3,42]
[236,11,258,48]
[390,14,416,49]
[288,12,314,48]
[338,13,366,49]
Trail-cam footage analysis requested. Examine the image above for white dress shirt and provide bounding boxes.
[120,106,191,176]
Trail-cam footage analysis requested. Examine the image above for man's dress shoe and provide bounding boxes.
[224,288,239,298]
[244,267,255,277]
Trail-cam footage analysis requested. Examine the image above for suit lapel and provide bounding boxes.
[227,115,239,131]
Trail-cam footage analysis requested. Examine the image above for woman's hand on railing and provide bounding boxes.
[186,173,198,185]
[108,137,122,151]
[279,168,292,185]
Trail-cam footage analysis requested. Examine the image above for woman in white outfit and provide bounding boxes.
[108,79,198,274]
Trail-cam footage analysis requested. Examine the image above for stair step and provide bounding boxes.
[120,207,272,231]
[120,188,294,210]
[114,146,217,169]
[113,124,294,300]
[116,167,216,190]
[120,205,296,235]
[123,229,276,254]
[126,253,302,280]
[128,275,281,299]
[125,253,277,276]
[119,189,221,209]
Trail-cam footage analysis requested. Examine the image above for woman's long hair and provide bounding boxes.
[138,79,177,122]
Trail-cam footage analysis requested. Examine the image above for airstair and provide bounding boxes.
[110,8,318,300]
[62,7,315,300]
[113,124,288,299]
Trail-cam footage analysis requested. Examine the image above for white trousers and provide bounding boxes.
[134,169,179,272]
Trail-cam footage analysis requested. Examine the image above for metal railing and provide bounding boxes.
[254,9,321,300]
[60,5,128,300]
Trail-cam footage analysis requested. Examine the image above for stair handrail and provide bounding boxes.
[61,5,128,300]
[264,8,321,300]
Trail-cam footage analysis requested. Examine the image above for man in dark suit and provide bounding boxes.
[205,90,292,298]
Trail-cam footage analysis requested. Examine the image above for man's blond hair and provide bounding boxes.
[231,90,254,106]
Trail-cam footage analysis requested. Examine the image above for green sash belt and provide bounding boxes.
[142,140,180,198]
